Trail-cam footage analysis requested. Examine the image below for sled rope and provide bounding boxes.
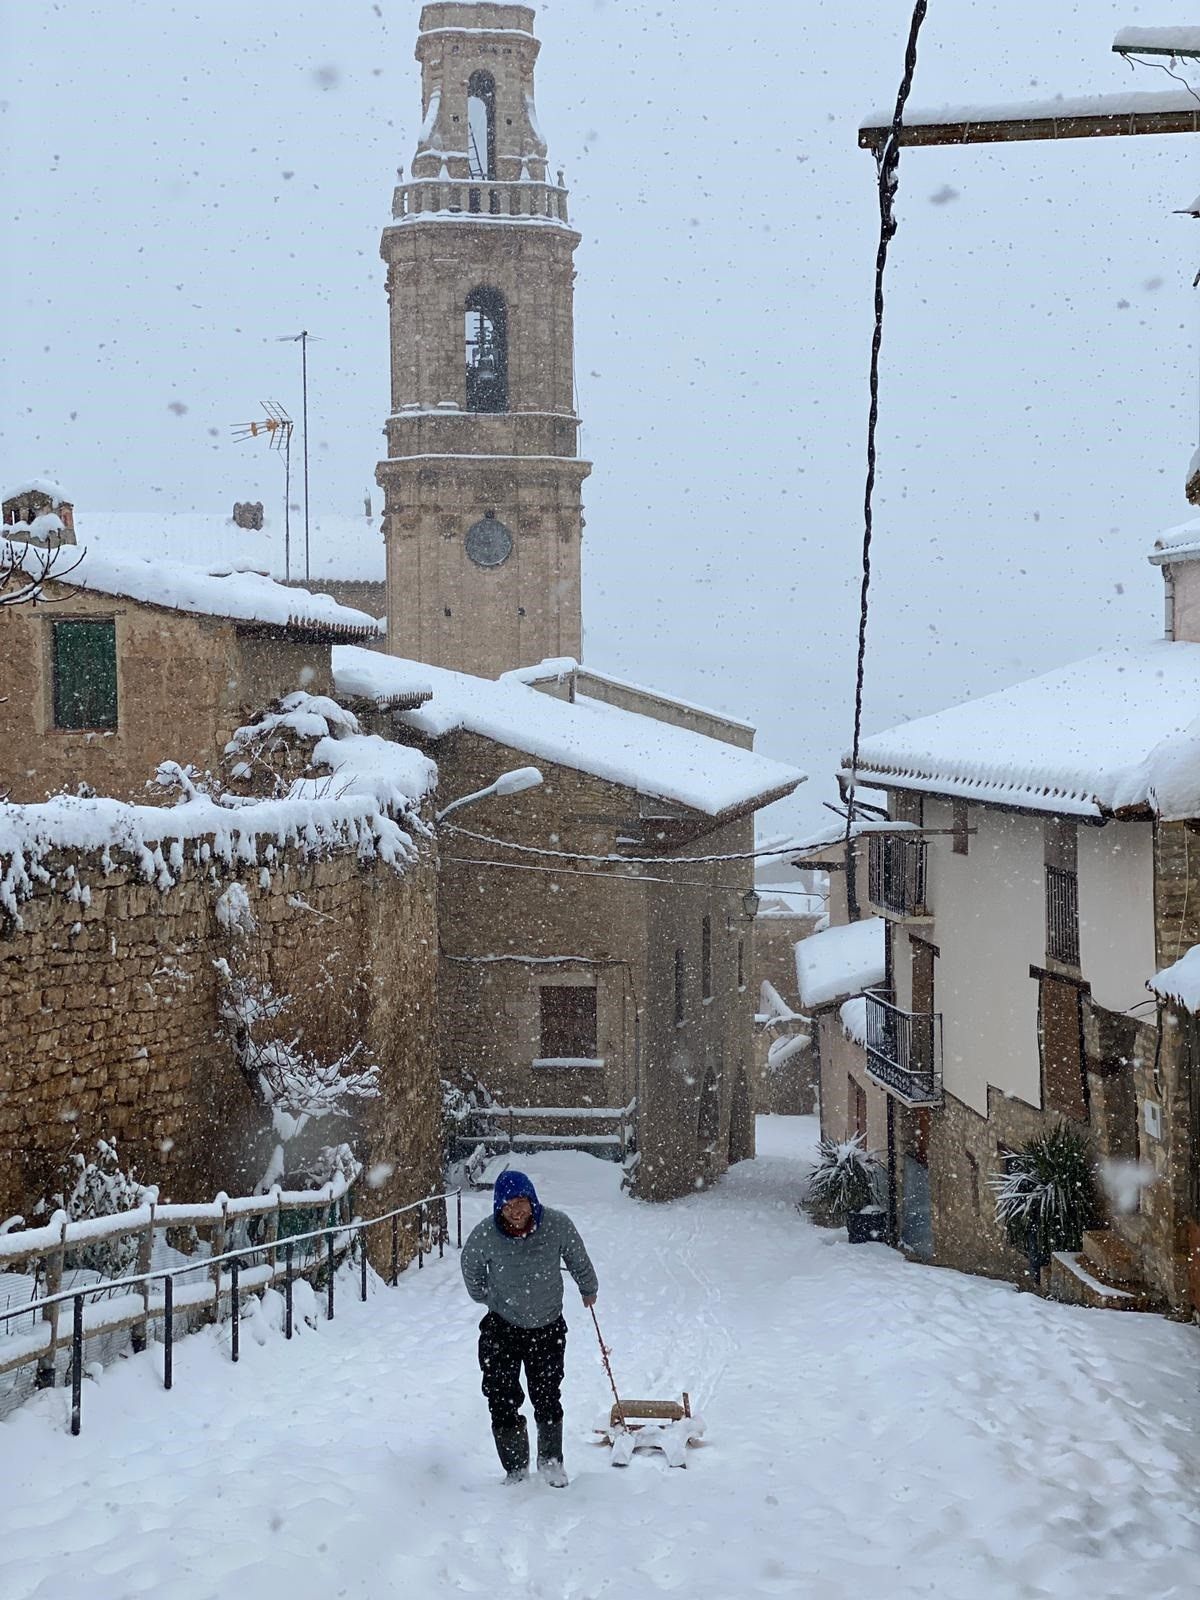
[590,1306,628,1429]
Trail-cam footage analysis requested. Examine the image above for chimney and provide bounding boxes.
[2,480,76,547]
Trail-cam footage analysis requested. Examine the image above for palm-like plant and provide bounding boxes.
[806,1134,883,1224]
[991,1123,1098,1261]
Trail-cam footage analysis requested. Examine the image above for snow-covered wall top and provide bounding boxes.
[2,478,70,505]
[67,510,386,584]
[1149,517,1200,564]
[847,641,1200,820]
[794,917,884,1011]
[333,648,805,818]
[0,694,436,920]
[6,539,382,636]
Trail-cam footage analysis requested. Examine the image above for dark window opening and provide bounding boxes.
[465,286,508,413]
[737,938,745,991]
[52,618,117,730]
[538,985,597,1061]
[698,1059,722,1142]
[467,70,497,180]
[701,915,713,1000]
[674,947,686,1026]
[849,1075,867,1141]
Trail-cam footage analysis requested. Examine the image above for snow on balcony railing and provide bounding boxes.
[389,176,570,226]
[863,990,943,1108]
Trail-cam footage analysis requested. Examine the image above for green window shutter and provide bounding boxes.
[52,619,118,730]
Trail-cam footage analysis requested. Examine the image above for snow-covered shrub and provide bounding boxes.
[805,1134,883,1225]
[55,1139,150,1278]
[213,955,379,1193]
[991,1124,1098,1261]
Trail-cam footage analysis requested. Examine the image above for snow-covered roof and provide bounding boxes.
[756,883,825,919]
[794,918,885,1011]
[766,1032,810,1069]
[1148,945,1200,1011]
[3,478,70,505]
[333,648,806,819]
[1149,516,1200,565]
[840,996,868,1048]
[846,642,1200,820]
[14,541,382,638]
[1114,27,1200,56]
[860,88,1200,131]
[67,510,385,583]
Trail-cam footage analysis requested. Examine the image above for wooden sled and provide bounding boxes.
[594,1393,706,1467]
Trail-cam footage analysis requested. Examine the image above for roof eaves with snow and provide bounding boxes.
[794,917,885,1011]
[332,648,806,819]
[26,545,384,640]
[843,642,1200,821]
[1149,515,1200,565]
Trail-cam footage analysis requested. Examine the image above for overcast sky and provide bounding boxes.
[3,1,1198,836]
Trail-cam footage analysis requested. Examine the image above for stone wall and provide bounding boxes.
[0,830,440,1274]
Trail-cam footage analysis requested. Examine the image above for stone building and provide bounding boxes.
[753,880,823,1115]
[837,523,1200,1313]
[335,648,804,1200]
[0,532,381,804]
[378,3,589,677]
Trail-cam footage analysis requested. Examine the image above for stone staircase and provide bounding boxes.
[1049,1229,1159,1312]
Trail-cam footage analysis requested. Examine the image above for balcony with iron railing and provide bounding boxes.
[867,833,930,920]
[863,989,943,1107]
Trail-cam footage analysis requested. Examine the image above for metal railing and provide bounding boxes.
[449,1100,637,1165]
[864,990,943,1106]
[867,834,929,919]
[0,1188,462,1436]
[1045,864,1080,966]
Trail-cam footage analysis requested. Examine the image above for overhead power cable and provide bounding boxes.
[843,0,931,851]
[440,824,813,867]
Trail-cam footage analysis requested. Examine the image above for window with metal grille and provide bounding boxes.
[1045,865,1080,967]
[52,618,117,730]
[538,986,597,1061]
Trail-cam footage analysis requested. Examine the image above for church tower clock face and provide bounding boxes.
[465,511,514,569]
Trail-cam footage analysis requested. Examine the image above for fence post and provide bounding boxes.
[163,1274,174,1391]
[211,1195,229,1325]
[285,1244,295,1340]
[418,1202,426,1270]
[359,1226,368,1303]
[326,1231,335,1321]
[70,1293,84,1436]
[438,1197,445,1260]
[456,1189,462,1250]
[132,1199,155,1355]
[390,1215,399,1287]
[36,1216,66,1390]
[265,1187,281,1289]
[230,1254,240,1363]
[508,1110,515,1152]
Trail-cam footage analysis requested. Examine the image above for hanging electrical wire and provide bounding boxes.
[440,823,814,867]
[843,0,931,855]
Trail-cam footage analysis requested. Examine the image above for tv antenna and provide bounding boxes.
[276,330,320,582]
[232,401,294,579]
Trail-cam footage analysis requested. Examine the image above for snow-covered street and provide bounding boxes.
[4,1117,1200,1600]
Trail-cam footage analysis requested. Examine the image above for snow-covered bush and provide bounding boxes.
[805,1134,883,1225]
[991,1124,1098,1261]
[54,1139,150,1278]
[214,953,379,1193]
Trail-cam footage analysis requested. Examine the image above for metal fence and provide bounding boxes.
[867,834,929,919]
[864,989,943,1107]
[1045,864,1080,967]
[449,1100,637,1170]
[0,1186,462,1436]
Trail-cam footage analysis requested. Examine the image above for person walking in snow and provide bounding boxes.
[460,1169,598,1488]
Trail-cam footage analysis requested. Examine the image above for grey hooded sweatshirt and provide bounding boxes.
[461,1178,598,1330]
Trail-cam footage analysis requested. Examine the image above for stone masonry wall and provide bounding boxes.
[0,834,440,1273]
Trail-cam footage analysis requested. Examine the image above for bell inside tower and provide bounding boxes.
[465,287,508,413]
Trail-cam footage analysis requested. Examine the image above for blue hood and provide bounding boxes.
[493,1169,543,1231]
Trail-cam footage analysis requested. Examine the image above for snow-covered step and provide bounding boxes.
[1049,1251,1155,1312]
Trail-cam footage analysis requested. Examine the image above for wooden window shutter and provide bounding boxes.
[1040,976,1087,1121]
[52,619,117,730]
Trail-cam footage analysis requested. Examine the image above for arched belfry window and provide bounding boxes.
[467,70,497,181]
[465,287,508,413]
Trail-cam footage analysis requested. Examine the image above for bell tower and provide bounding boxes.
[379,2,590,676]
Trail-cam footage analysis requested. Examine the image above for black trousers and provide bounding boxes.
[478,1311,567,1432]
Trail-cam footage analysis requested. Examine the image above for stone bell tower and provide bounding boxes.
[379,2,590,677]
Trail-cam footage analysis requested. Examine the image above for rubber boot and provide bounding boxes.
[493,1418,530,1483]
[537,1420,568,1488]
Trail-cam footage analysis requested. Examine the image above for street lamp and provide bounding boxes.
[436,766,543,824]
[741,888,761,920]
